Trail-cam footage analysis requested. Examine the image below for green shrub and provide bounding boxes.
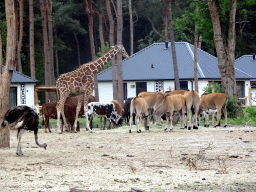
[203,82,223,93]
[244,106,256,118]
[226,96,243,118]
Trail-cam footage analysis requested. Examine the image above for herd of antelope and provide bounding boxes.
[129,90,228,133]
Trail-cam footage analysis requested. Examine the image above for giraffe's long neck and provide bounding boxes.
[90,47,118,73]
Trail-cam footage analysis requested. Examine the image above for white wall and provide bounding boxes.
[127,81,136,98]
[98,80,253,106]
[98,82,113,103]
[11,83,36,108]
[251,88,256,106]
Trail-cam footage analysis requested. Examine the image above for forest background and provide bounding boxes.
[0,0,256,104]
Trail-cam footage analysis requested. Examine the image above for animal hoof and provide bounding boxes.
[129,130,131,133]
[204,124,207,127]
[16,152,24,156]
[213,126,216,128]
[58,132,63,134]
[224,125,227,127]
[164,128,168,131]
[193,126,198,129]
[169,128,173,131]
[145,126,149,130]
[188,127,191,130]
[184,125,187,128]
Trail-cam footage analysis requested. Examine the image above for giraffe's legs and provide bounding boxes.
[73,96,83,133]
[57,93,69,134]
[84,92,92,132]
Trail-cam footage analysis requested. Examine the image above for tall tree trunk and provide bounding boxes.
[0,35,2,74]
[162,0,168,41]
[194,35,198,92]
[129,0,134,55]
[207,0,237,97]
[0,0,18,148]
[116,0,124,106]
[74,33,81,66]
[29,0,35,79]
[46,0,55,101]
[96,10,105,55]
[106,0,118,101]
[17,0,24,73]
[54,30,59,77]
[84,0,99,101]
[40,0,50,101]
[168,2,180,90]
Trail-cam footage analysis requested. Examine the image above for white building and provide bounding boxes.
[97,42,252,105]
[9,70,39,108]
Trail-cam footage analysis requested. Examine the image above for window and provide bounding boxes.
[123,83,127,100]
[179,81,188,90]
[155,80,163,92]
[136,82,147,96]
[9,87,17,107]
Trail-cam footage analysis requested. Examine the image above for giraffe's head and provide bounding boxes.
[113,45,130,59]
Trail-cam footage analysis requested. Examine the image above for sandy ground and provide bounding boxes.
[0,123,256,192]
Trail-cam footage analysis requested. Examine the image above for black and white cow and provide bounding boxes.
[1,105,47,156]
[85,100,123,131]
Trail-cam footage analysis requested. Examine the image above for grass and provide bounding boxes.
[39,106,256,130]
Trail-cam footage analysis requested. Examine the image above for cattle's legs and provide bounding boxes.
[16,129,25,156]
[223,105,227,127]
[164,112,173,131]
[213,107,222,128]
[43,116,51,133]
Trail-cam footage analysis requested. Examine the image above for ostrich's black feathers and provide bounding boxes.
[2,105,39,131]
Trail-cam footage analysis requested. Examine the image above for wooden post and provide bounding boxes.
[34,87,39,112]
[248,87,252,107]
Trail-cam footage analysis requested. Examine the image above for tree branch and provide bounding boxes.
[139,0,165,40]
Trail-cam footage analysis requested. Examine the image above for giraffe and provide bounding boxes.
[56,44,129,133]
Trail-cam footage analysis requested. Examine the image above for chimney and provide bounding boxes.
[253,53,256,60]
[165,41,169,49]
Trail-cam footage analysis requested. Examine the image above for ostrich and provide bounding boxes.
[1,105,47,156]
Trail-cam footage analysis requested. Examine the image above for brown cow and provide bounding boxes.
[129,97,150,133]
[164,90,189,96]
[153,94,187,131]
[165,90,200,130]
[199,92,228,127]
[42,95,95,133]
[137,92,165,126]
[138,92,165,112]
[42,101,78,133]
[183,91,200,130]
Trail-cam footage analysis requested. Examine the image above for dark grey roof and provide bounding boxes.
[235,55,256,79]
[2,66,39,83]
[12,70,39,83]
[98,42,251,81]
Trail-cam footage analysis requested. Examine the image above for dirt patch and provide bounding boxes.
[0,124,256,191]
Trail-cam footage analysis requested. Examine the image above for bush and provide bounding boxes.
[226,96,243,118]
[244,106,256,118]
[203,82,223,94]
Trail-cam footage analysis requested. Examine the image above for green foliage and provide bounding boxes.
[203,82,223,94]
[244,106,256,118]
[226,96,242,118]
[225,106,256,126]
[138,30,164,50]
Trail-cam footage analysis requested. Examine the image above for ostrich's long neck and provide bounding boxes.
[90,47,118,73]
